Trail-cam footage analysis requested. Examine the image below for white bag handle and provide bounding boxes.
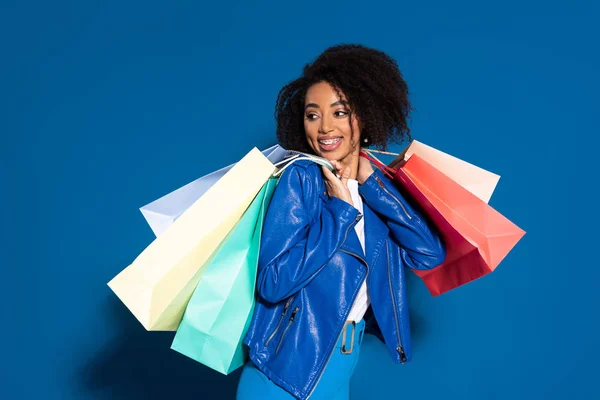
[364,149,399,156]
[272,151,334,177]
[273,154,300,168]
[286,150,336,170]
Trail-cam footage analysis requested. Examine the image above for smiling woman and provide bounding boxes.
[274,44,413,155]
[304,83,359,158]
[236,44,446,400]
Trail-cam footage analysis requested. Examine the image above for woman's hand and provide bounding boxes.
[357,154,375,185]
[322,162,353,206]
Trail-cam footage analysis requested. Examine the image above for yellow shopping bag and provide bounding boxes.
[108,148,276,331]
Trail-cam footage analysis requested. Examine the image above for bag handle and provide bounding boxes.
[273,154,300,168]
[364,149,399,156]
[284,150,335,170]
[359,149,396,180]
[367,148,411,169]
[275,148,404,179]
[272,152,334,177]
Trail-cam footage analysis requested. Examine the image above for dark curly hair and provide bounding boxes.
[275,44,413,153]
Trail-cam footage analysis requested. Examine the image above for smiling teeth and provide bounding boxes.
[319,138,341,145]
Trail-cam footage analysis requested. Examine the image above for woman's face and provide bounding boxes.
[304,81,361,163]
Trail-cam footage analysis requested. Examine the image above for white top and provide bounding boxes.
[345,179,370,323]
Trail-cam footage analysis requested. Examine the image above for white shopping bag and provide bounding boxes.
[140,145,289,237]
[393,140,501,204]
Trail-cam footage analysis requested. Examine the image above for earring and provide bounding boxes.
[363,137,368,143]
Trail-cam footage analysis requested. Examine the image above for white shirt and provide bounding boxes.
[345,179,370,323]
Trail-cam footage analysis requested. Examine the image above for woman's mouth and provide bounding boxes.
[318,137,342,152]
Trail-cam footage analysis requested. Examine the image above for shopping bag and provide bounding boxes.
[140,144,289,237]
[388,140,500,203]
[107,148,276,331]
[361,151,525,296]
[170,178,277,374]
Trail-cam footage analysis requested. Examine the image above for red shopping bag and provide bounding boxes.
[361,151,525,296]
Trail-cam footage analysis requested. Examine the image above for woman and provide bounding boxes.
[237,44,446,399]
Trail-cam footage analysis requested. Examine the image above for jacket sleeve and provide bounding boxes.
[256,164,362,304]
[358,169,446,270]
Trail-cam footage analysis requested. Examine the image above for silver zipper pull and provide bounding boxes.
[397,346,407,363]
[274,307,300,355]
[282,300,291,315]
[265,298,294,347]
[290,307,299,321]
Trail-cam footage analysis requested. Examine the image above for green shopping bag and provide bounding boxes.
[170,178,277,374]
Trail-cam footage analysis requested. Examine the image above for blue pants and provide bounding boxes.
[237,319,365,399]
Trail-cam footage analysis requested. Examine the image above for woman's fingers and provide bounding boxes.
[332,160,343,175]
[340,166,350,187]
[322,166,342,192]
[322,164,350,189]
[321,165,337,182]
[321,165,353,205]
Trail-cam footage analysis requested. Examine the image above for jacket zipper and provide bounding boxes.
[265,297,293,347]
[374,175,412,220]
[270,213,360,352]
[386,241,407,363]
[275,307,299,354]
[307,248,368,399]
[343,213,363,242]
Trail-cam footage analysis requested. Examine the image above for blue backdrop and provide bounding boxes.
[3,1,598,399]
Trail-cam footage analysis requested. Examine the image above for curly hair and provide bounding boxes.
[275,44,413,153]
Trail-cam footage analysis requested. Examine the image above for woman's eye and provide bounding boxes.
[335,110,349,117]
[306,113,318,120]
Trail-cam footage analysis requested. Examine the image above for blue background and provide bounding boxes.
[2,1,598,399]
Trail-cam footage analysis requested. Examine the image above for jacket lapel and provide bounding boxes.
[340,225,365,260]
[339,201,388,268]
[316,173,388,267]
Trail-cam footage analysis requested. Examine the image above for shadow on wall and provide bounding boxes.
[78,271,428,400]
[78,297,241,400]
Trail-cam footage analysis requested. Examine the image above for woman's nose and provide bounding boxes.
[319,115,334,134]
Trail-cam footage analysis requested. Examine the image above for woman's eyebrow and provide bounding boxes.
[305,100,348,110]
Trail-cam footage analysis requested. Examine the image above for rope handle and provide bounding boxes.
[274,148,402,179]
[272,151,334,177]
[359,150,396,180]
[273,154,300,168]
[284,149,335,169]
[364,149,399,156]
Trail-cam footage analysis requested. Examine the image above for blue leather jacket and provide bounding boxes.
[243,160,445,399]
